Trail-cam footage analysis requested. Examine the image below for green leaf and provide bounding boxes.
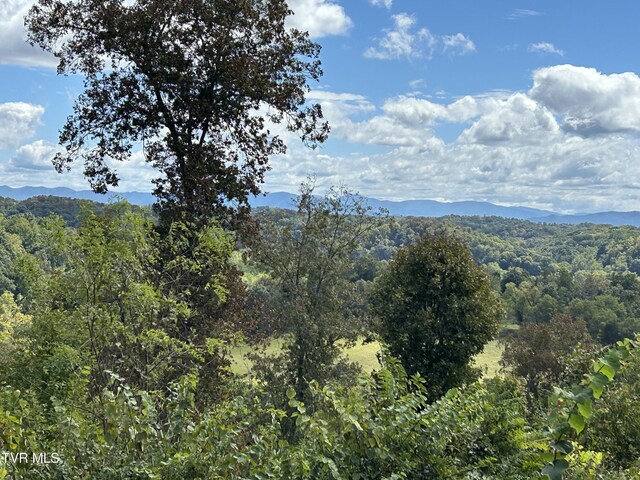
[347,414,363,431]
[588,373,609,399]
[577,399,592,419]
[598,363,615,381]
[286,387,296,400]
[600,354,621,371]
[542,459,570,480]
[550,440,573,455]
[568,413,586,435]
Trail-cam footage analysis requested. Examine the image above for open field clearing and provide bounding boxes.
[230,338,504,378]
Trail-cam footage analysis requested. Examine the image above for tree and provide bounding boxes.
[501,314,593,410]
[2,203,240,408]
[26,0,328,225]
[370,232,502,400]
[250,181,386,406]
[0,292,31,366]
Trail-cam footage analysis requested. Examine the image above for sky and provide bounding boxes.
[2,1,640,213]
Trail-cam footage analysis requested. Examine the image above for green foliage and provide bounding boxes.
[1,203,240,409]
[0,357,537,479]
[578,345,640,471]
[542,336,640,479]
[1,198,640,477]
[26,0,328,225]
[250,182,387,407]
[0,195,127,227]
[502,315,594,410]
[0,292,31,367]
[371,231,502,400]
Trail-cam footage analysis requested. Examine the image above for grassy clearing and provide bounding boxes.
[474,340,504,378]
[230,337,504,378]
[229,338,284,376]
[229,338,382,376]
[342,340,382,373]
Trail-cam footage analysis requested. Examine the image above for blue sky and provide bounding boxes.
[2,1,640,213]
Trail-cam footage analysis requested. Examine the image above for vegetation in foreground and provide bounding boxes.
[0,195,639,478]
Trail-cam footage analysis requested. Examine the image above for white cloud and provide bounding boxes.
[306,91,371,104]
[8,139,59,170]
[458,93,560,145]
[265,127,640,213]
[343,115,445,149]
[409,79,425,90]
[369,0,392,9]
[0,102,45,149]
[528,42,564,56]
[506,9,542,20]
[530,65,640,135]
[365,14,475,60]
[273,70,640,212]
[364,13,435,60]
[0,0,57,68]
[379,95,481,126]
[306,90,376,131]
[442,33,476,55]
[1,141,157,191]
[286,0,353,38]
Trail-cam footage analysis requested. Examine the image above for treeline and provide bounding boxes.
[257,207,640,343]
[0,195,147,227]
[0,196,638,478]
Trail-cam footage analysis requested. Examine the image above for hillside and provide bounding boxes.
[5,185,640,226]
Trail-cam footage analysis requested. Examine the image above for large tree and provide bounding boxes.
[370,232,502,400]
[26,0,328,225]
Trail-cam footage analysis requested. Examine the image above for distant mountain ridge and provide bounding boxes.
[249,192,555,220]
[0,185,155,205]
[2,185,640,227]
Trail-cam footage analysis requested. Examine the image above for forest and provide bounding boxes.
[0,193,638,479]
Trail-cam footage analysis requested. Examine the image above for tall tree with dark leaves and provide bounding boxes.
[26,0,329,227]
[371,232,502,401]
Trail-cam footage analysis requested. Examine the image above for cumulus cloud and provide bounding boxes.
[365,14,475,60]
[369,0,392,9]
[530,65,640,135]
[442,33,476,55]
[0,139,82,188]
[379,95,479,126]
[0,102,45,149]
[305,90,375,132]
[275,67,640,212]
[364,13,436,60]
[1,142,157,191]
[528,42,564,56]
[265,122,640,213]
[0,0,56,68]
[287,0,353,38]
[458,93,560,144]
[8,139,59,170]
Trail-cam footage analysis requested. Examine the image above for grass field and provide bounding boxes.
[474,340,504,377]
[230,338,504,378]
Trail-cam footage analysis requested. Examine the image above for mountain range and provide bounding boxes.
[2,185,640,227]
